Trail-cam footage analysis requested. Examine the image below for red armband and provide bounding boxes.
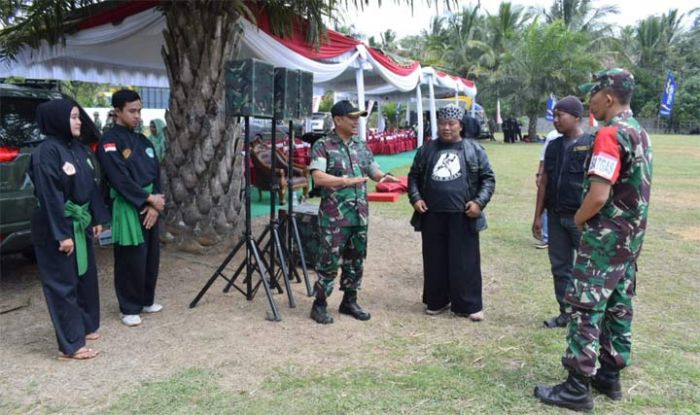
[588,127,621,184]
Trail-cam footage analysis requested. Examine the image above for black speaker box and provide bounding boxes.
[298,71,314,118]
[225,58,274,119]
[274,68,300,119]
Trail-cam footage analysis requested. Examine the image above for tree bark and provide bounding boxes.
[527,112,538,141]
[160,2,245,252]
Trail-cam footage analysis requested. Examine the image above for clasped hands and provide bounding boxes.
[143,193,166,229]
[412,200,482,218]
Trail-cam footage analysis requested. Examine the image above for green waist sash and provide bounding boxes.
[63,201,91,276]
[110,184,154,246]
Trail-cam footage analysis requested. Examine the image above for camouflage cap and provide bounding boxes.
[579,68,635,96]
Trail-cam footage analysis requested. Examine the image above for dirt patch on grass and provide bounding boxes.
[668,225,700,241]
[0,212,499,413]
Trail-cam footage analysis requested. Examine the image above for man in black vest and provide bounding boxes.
[532,96,593,328]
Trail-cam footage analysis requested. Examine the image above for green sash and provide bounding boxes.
[110,184,154,246]
[63,201,91,276]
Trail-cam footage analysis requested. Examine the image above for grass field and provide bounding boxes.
[105,135,700,414]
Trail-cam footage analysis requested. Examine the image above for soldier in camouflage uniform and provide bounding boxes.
[535,68,653,412]
[307,100,400,324]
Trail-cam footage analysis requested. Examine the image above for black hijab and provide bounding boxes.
[36,98,77,140]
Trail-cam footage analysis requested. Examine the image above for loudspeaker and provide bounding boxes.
[298,71,313,118]
[225,58,274,119]
[274,68,300,119]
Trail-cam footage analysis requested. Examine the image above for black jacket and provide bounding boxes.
[408,138,496,209]
[544,133,594,214]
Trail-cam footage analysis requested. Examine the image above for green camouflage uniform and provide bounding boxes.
[308,130,380,297]
[563,69,653,377]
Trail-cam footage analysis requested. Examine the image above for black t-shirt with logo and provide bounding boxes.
[422,140,468,212]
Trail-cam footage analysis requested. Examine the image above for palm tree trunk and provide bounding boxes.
[160,2,245,252]
[527,112,538,140]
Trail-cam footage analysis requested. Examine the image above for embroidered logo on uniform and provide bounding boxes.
[431,151,462,182]
[145,148,155,158]
[103,143,117,152]
[86,158,94,170]
[62,162,76,176]
[573,145,591,152]
[588,152,618,180]
[122,148,132,159]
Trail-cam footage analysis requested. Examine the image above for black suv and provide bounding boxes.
[0,83,100,258]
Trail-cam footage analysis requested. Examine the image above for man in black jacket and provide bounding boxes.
[408,104,495,320]
[532,96,593,328]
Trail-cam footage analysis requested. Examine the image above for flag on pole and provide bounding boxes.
[588,111,598,128]
[545,94,556,121]
[496,99,502,125]
[659,72,676,117]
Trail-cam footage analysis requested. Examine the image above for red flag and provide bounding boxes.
[588,111,598,128]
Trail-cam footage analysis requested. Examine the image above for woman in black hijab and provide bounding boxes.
[29,99,109,360]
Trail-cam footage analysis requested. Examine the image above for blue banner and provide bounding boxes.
[659,72,676,117]
[545,95,555,121]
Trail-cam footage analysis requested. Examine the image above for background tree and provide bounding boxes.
[0,0,456,251]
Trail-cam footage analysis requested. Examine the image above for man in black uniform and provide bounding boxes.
[532,96,593,328]
[29,99,110,359]
[98,89,165,327]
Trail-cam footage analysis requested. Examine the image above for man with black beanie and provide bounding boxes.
[532,96,593,329]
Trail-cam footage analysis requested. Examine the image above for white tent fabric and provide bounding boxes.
[0,7,422,94]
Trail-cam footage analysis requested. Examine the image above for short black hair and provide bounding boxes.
[112,89,141,110]
[609,87,632,105]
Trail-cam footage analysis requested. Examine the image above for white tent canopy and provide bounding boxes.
[0,4,476,143]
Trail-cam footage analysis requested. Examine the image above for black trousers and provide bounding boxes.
[113,222,160,315]
[547,211,582,315]
[33,227,100,355]
[421,212,482,314]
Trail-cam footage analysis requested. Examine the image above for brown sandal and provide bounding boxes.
[86,332,100,341]
[58,347,99,361]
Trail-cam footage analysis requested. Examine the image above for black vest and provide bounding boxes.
[544,133,594,214]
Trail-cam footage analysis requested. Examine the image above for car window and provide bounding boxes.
[0,97,46,147]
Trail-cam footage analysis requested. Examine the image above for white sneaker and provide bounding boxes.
[425,303,451,316]
[142,303,163,313]
[121,314,142,326]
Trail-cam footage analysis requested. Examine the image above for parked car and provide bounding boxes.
[248,117,303,141]
[310,112,332,133]
[0,83,101,259]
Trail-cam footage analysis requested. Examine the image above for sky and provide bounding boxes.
[345,0,699,40]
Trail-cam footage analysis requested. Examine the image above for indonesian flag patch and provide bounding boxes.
[103,143,117,152]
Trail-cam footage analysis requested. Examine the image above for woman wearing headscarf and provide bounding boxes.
[148,119,166,161]
[408,104,496,321]
[28,99,110,360]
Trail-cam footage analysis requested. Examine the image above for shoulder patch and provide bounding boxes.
[103,143,117,152]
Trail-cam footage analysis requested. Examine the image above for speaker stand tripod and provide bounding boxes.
[283,120,313,297]
[189,116,282,321]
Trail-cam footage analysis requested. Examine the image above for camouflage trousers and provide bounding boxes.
[315,225,367,298]
[562,231,637,377]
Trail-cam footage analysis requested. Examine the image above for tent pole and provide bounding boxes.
[416,85,424,146]
[355,65,366,140]
[428,74,437,141]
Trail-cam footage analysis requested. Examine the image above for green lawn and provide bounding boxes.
[106,135,700,414]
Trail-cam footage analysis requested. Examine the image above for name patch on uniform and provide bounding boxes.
[588,153,618,180]
[122,148,132,159]
[573,145,590,152]
[62,162,76,176]
[145,148,155,158]
[103,143,117,152]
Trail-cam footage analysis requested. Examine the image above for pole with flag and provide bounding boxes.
[496,98,502,125]
[545,94,556,121]
[659,72,676,117]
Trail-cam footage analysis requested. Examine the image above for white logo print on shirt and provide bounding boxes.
[431,151,462,182]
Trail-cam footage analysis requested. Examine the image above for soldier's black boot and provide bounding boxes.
[534,371,594,412]
[592,365,622,400]
[310,283,333,324]
[338,291,371,321]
